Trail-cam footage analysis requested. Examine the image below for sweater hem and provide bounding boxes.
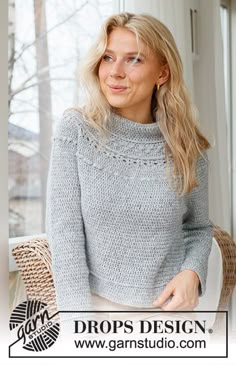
[89,272,171,308]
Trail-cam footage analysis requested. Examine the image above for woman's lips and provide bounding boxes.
[108,85,128,92]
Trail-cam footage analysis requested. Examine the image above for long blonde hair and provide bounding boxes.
[76,12,211,196]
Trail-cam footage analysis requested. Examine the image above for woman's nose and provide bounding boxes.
[110,60,125,78]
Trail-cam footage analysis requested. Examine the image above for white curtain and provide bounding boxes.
[123,0,231,232]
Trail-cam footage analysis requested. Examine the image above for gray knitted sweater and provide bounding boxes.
[46,110,213,318]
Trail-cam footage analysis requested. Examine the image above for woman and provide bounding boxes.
[46,12,213,335]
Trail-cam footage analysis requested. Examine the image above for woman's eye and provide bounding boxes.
[127,57,142,64]
[103,55,113,62]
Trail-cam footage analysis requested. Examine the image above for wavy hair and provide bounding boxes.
[76,12,211,196]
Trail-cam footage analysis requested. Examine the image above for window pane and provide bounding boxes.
[8,0,114,238]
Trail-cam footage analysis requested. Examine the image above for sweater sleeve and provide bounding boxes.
[180,151,214,297]
[45,110,93,330]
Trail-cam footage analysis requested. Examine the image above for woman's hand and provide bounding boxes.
[152,269,200,310]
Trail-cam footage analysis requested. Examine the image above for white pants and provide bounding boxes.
[91,292,197,323]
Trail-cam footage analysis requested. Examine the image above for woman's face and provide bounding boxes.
[98,27,168,122]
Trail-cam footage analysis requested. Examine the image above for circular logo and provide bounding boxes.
[9,300,60,352]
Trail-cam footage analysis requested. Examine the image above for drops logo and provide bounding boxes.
[9,300,60,352]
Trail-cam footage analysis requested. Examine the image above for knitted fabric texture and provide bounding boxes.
[46,110,213,322]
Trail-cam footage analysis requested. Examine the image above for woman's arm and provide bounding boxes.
[153,151,213,309]
[179,151,214,297]
[45,111,93,329]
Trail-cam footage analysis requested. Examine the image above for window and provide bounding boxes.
[8,0,115,239]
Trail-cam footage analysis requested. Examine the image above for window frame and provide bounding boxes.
[1,0,8,272]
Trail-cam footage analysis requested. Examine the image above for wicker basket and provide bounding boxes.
[11,226,236,331]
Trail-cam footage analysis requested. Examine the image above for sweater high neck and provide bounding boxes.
[103,112,164,143]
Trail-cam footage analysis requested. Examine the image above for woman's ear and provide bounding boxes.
[158,63,170,86]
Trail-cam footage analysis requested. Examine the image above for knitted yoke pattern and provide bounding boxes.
[46,110,213,321]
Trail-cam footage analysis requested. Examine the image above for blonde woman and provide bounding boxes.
[46,12,213,335]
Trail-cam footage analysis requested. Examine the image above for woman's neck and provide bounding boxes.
[113,108,154,125]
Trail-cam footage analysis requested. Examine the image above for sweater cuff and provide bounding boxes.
[180,258,208,297]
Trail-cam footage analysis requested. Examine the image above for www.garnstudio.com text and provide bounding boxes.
[74,336,206,351]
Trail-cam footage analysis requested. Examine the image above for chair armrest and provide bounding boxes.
[11,237,58,317]
[213,225,236,310]
[212,225,236,332]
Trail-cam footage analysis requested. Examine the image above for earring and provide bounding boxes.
[157,84,160,91]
